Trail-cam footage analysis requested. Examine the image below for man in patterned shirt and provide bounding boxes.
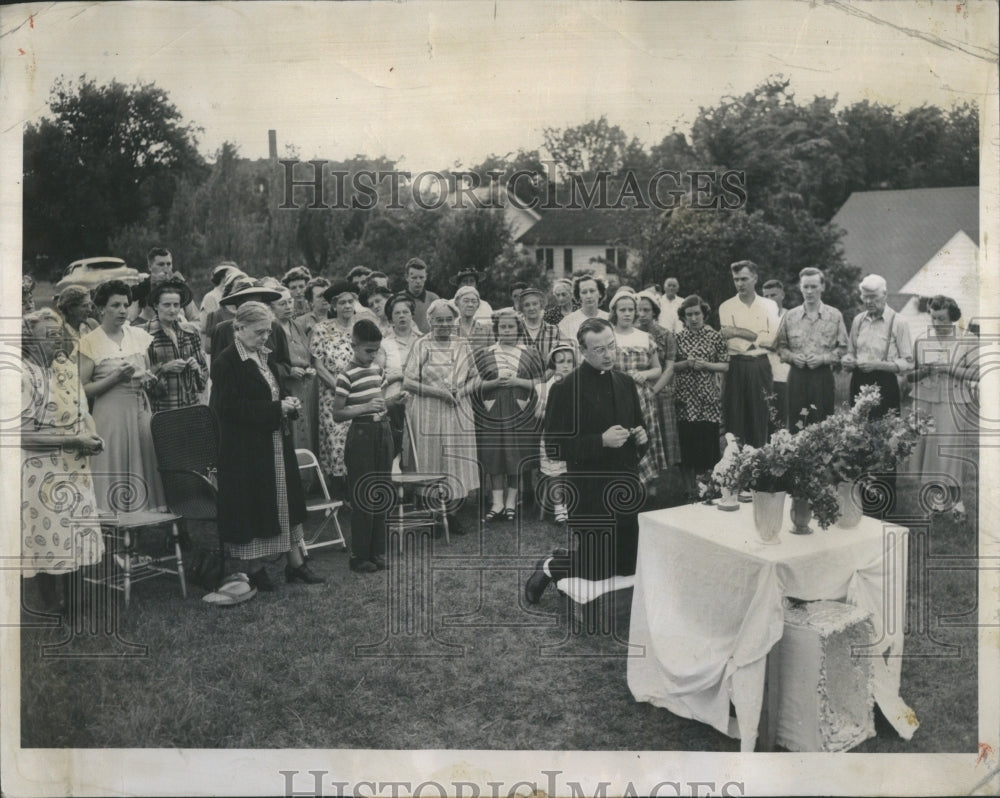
[775,267,848,428]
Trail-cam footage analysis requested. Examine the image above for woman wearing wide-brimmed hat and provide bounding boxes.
[141,278,208,412]
[209,278,283,357]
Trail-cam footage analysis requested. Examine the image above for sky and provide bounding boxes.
[2,1,997,172]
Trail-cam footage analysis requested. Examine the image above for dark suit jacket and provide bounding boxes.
[210,343,305,545]
[543,360,647,519]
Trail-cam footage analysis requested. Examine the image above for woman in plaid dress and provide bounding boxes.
[609,289,666,488]
[143,279,208,412]
[637,291,681,466]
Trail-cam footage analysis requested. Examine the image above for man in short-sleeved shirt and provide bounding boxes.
[775,267,848,428]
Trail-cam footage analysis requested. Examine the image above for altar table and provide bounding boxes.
[626,503,919,751]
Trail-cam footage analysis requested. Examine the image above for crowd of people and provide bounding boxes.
[21,248,979,612]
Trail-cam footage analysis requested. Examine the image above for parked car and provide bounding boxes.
[55,257,143,292]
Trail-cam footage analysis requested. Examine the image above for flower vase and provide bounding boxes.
[789,496,814,535]
[717,487,740,512]
[752,490,785,544]
[835,480,864,528]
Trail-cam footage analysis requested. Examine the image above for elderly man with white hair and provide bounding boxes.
[842,274,913,516]
[842,274,913,418]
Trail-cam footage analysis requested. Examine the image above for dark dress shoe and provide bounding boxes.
[524,557,551,604]
[285,562,325,584]
[371,555,388,571]
[349,558,378,574]
[249,568,276,592]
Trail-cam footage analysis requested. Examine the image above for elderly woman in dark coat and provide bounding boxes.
[210,301,324,591]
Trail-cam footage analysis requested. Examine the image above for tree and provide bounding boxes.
[543,115,649,177]
[23,75,206,273]
[689,77,850,222]
[631,203,858,318]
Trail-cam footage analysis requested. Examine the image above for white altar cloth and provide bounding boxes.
[626,503,918,751]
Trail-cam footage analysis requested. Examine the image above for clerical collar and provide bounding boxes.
[582,360,611,377]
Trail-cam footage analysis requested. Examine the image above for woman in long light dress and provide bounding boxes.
[21,309,105,614]
[908,295,979,515]
[402,298,479,534]
[79,280,166,513]
[310,283,357,485]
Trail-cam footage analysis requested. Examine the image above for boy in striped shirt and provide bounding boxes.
[333,320,408,573]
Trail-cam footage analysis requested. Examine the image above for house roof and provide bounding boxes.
[830,186,979,296]
[515,208,636,246]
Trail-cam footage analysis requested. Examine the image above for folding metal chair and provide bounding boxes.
[296,448,346,552]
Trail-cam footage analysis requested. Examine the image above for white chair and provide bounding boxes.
[296,449,347,552]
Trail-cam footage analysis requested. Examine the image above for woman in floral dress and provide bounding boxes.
[609,289,665,489]
[310,283,357,484]
[672,295,730,499]
[21,308,105,614]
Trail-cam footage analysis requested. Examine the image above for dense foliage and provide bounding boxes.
[24,75,977,308]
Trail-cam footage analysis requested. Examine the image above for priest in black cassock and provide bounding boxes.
[525,317,648,610]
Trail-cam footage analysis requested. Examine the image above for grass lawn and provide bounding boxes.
[18,460,979,753]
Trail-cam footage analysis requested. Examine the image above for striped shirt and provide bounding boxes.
[335,362,386,417]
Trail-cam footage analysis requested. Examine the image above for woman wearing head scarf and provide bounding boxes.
[211,301,324,590]
[142,279,208,412]
[78,280,166,513]
[401,298,479,533]
[311,282,358,484]
[21,308,105,614]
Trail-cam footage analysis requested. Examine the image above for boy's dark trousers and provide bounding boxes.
[345,417,394,562]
